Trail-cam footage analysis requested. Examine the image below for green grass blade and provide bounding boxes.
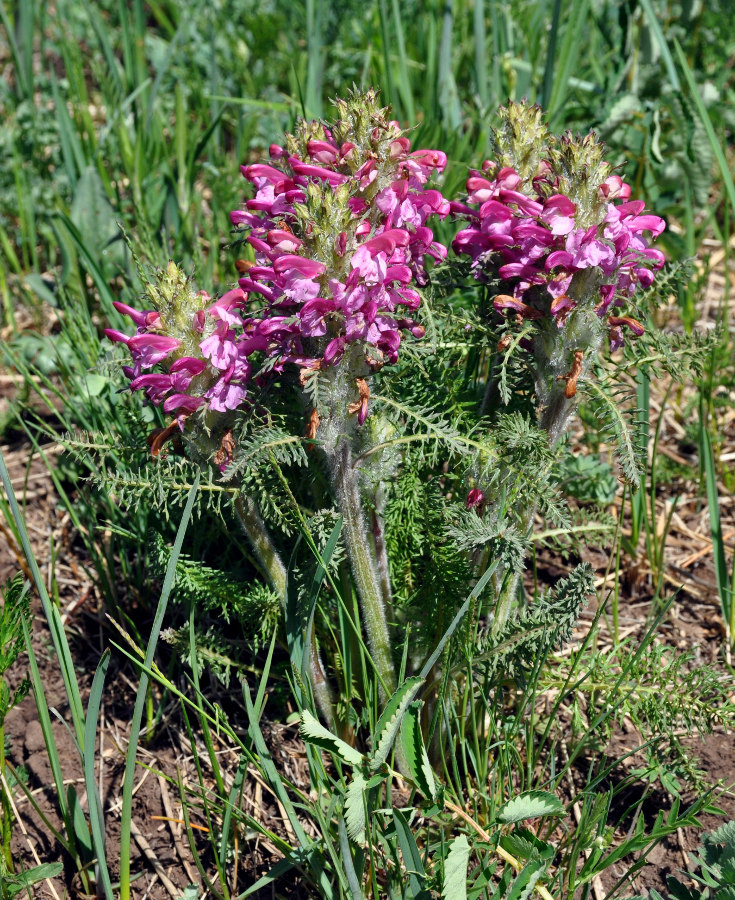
[118,473,200,900]
[20,616,70,825]
[0,447,86,741]
[674,38,735,217]
[419,559,498,679]
[0,1,30,99]
[639,0,681,91]
[701,426,731,630]
[540,0,563,110]
[548,0,590,126]
[83,648,114,900]
[391,0,415,121]
[473,0,488,108]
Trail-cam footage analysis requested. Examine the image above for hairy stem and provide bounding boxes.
[330,442,397,700]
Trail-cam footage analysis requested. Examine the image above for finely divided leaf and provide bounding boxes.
[400,701,437,800]
[443,834,470,900]
[344,773,367,845]
[299,710,364,767]
[497,791,564,825]
[371,676,424,770]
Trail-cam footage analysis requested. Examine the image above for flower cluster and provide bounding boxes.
[453,117,665,350]
[231,89,449,374]
[104,262,261,418]
[107,92,449,432]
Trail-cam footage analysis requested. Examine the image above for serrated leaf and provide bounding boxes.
[344,773,367,845]
[400,701,437,801]
[371,676,424,770]
[443,834,470,900]
[299,710,365,767]
[496,791,564,825]
[500,828,555,863]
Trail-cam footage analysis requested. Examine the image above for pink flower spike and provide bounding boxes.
[385,265,412,284]
[409,149,447,171]
[242,163,288,184]
[164,394,204,415]
[323,336,346,366]
[466,488,485,510]
[269,144,286,159]
[545,250,574,270]
[496,167,521,190]
[541,194,577,235]
[389,137,411,157]
[340,142,356,160]
[266,230,302,252]
[169,357,207,376]
[349,197,368,216]
[599,175,631,200]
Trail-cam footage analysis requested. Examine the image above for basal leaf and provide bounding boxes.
[496,791,564,825]
[6,863,64,895]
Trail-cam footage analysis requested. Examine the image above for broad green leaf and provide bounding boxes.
[81,373,109,397]
[400,701,436,801]
[497,791,564,825]
[70,165,124,276]
[443,834,470,900]
[299,710,365,767]
[344,773,367,845]
[371,676,424,770]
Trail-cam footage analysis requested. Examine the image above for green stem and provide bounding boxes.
[330,443,396,700]
[233,495,336,725]
[0,722,12,874]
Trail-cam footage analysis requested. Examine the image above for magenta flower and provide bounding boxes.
[453,157,665,347]
[105,265,260,425]
[229,92,451,418]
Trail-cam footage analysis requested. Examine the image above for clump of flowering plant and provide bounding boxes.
[106,90,450,705]
[453,101,665,443]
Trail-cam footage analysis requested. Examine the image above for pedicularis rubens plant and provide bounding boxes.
[102,93,713,894]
